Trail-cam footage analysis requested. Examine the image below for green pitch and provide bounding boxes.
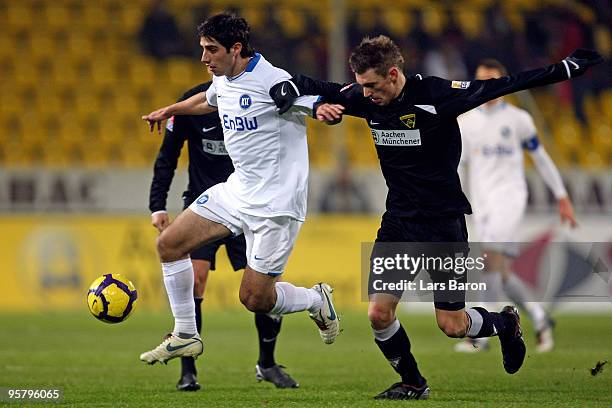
[1,310,611,407]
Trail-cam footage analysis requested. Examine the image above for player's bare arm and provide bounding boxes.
[142,92,217,133]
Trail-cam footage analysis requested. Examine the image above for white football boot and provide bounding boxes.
[140,333,203,365]
[535,326,554,353]
[309,283,340,344]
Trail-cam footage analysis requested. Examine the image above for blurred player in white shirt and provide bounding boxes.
[456,59,577,353]
[139,13,340,367]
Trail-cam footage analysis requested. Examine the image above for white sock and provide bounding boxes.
[162,258,197,336]
[372,318,400,341]
[482,271,503,306]
[504,274,548,331]
[524,302,548,332]
[269,282,323,315]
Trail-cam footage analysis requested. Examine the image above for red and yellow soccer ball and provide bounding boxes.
[87,274,138,323]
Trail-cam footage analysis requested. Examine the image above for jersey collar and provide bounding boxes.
[388,80,410,107]
[228,53,261,81]
[478,101,507,114]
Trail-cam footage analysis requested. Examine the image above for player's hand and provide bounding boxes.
[270,80,300,114]
[151,212,170,232]
[558,196,578,228]
[142,107,172,134]
[316,103,345,124]
[562,49,603,78]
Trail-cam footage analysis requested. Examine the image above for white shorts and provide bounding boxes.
[474,201,525,256]
[188,182,302,276]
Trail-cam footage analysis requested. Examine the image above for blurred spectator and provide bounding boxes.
[139,0,187,59]
[319,166,371,213]
[423,39,468,80]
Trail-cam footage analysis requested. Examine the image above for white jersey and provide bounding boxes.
[206,53,318,221]
[458,102,538,211]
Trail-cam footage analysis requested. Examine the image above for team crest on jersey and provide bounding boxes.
[400,113,416,129]
[239,94,252,109]
[501,126,511,138]
[451,81,470,89]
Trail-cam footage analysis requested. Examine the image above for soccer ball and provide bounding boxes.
[87,274,138,323]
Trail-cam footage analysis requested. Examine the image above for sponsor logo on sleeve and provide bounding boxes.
[451,81,471,89]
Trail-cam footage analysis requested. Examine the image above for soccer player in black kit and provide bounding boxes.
[150,81,298,391]
[271,36,602,400]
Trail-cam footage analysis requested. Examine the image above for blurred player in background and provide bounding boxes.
[272,35,601,400]
[139,13,339,369]
[454,59,577,354]
[149,81,298,390]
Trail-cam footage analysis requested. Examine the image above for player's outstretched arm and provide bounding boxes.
[271,75,348,114]
[433,48,603,117]
[142,92,216,133]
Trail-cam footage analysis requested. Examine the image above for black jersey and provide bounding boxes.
[149,82,233,212]
[293,63,570,218]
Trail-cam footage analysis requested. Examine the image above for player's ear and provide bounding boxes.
[232,42,242,57]
[388,67,399,82]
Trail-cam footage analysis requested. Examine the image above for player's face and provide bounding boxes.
[475,66,503,81]
[355,68,399,106]
[200,36,237,77]
[476,66,504,105]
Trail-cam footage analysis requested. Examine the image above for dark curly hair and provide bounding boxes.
[197,13,255,58]
[349,35,404,76]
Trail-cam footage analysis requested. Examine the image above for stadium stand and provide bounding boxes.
[0,0,609,168]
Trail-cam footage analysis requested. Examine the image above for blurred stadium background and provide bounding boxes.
[0,0,611,314]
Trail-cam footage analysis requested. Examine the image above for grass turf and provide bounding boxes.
[1,310,611,407]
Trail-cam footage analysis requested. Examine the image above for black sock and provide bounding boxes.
[255,313,282,369]
[195,297,203,334]
[374,323,426,387]
[466,307,507,338]
[181,297,204,377]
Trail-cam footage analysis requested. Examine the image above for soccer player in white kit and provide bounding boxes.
[455,59,577,353]
[139,13,339,365]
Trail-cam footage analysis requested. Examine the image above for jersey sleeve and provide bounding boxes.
[516,111,539,151]
[528,145,567,199]
[205,80,218,107]
[292,75,369,118]
[426,61,571,117]
[287,95,321,116]
[266,66,292,89]
[149,115,186,212]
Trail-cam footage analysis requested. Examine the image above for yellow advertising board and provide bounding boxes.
[0,215,379,311]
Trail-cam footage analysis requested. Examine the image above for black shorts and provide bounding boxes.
[184,193,247,271]
[369,212,469,311]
